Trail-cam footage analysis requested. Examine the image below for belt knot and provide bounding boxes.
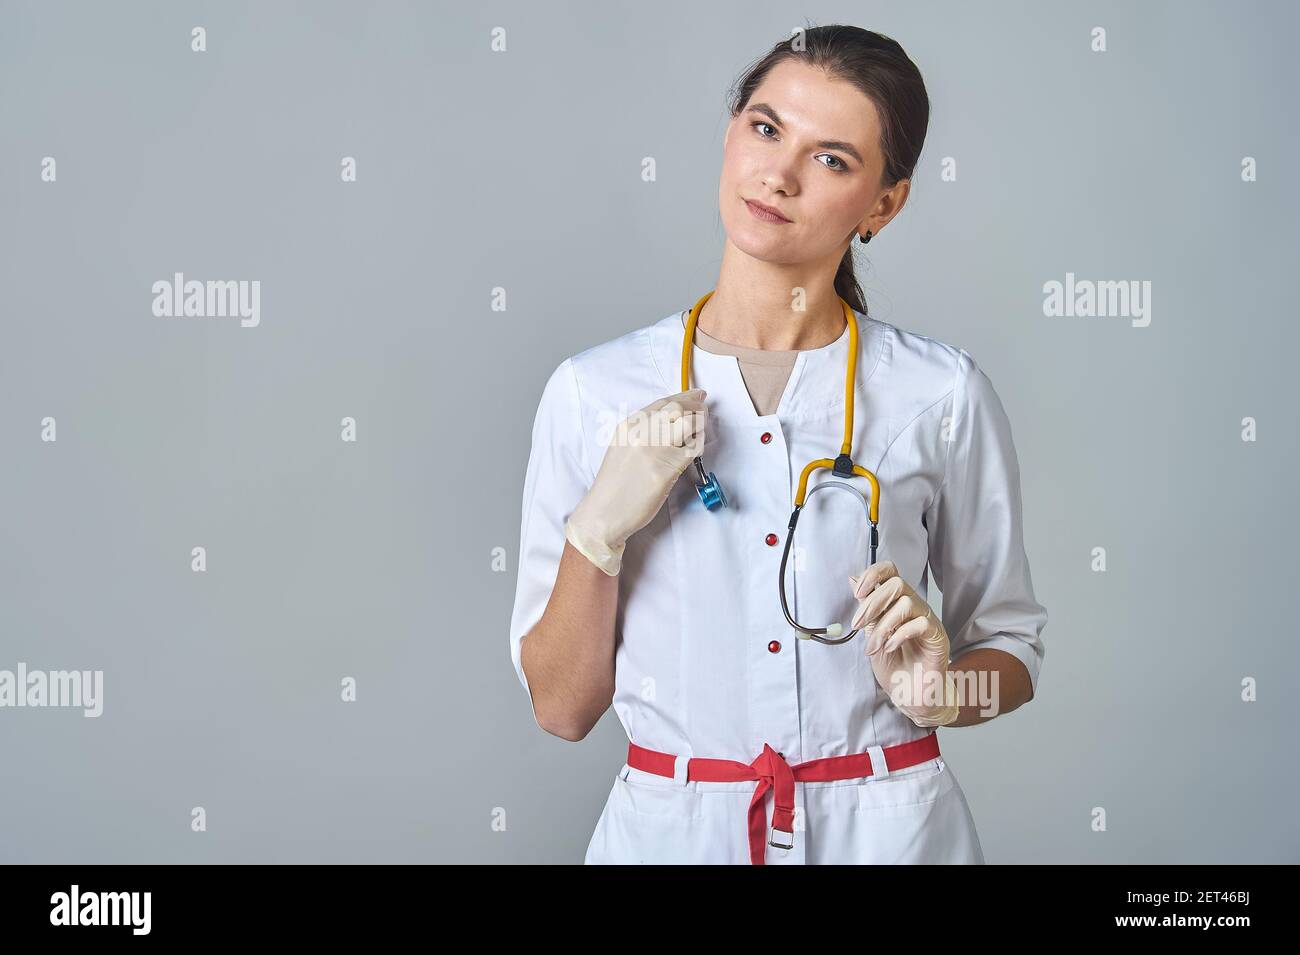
[746,743,796,863]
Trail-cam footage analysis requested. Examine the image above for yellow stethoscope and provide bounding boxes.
[681,290,881,645]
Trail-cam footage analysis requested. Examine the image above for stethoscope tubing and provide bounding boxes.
[778,481,879,644]
[680,290,882,645]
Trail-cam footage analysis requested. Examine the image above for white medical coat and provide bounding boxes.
[509,308,1048,864]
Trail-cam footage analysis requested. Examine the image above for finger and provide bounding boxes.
[850,598,870,634]
[883,613,931,656]
[875,594,919,650]
[862,586,913,653]
[864,618,895,658]
[667,411,688,447]
[853,560,898,599]
[683,426,706,458]
[656,402,692,447]
[918,608,949,652]
[644,399,694,430]
[666,389,708,413]
[855,560,898,599]
[854,596,891,646]
[682,405,707,437]
[864,610,892,655]
[669,406,708,448]
[660,391,708,422]
[647,389,707,413]
[851,575,905,636]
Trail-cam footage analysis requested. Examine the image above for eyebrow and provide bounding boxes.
[746,103,864,165]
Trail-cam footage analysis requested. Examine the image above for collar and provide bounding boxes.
[647,307,887,424]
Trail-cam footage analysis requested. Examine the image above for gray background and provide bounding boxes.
[1,0,1296,863]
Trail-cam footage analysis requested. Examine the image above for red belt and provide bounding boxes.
[626,733,942,865]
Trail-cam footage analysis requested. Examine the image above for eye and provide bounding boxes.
[751,121,848,172]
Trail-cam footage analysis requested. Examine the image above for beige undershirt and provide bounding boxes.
[679,311,800,416]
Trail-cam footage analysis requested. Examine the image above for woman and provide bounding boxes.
[508,26,1047,865]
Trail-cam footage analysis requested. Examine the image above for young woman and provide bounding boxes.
[508,26,1047,865]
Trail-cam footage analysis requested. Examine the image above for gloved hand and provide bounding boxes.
[564,388,709,576]
[848,561,960,727]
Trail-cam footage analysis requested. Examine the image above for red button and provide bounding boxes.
[760,431,772,444]
[765,533,778,546]
[768,640,781,653]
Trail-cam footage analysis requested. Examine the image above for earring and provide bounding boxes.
[859,230,873,244]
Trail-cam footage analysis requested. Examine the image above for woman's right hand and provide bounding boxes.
[564,388,709,576]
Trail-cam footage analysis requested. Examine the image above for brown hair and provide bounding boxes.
[726,25,930,314]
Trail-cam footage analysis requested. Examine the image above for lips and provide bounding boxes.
[744,198,791,223]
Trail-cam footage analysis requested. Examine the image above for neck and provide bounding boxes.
[697,239,849,350]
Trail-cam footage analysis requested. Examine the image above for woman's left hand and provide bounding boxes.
[849,561,960,727]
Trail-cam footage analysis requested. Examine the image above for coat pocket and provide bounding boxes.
[847,758,985,863]
[853,757,951,814]
[613,765,711,820]
[583,767,749,864]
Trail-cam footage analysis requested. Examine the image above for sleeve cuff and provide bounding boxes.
[511,631,546,731]
[951,632,1042,702]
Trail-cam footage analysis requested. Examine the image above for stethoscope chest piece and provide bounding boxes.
[693,458,728,511]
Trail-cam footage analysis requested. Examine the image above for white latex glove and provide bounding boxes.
[849,561,960,727]
[564,388,709,576]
